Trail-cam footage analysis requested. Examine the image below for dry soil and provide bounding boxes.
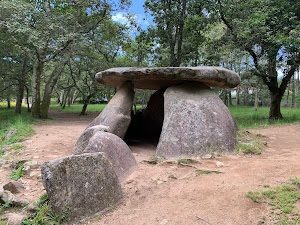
[0,109,299,225]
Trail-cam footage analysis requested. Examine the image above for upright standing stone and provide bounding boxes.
[41,153,123,223]
[88,80,135,139]
[156,83,237,159]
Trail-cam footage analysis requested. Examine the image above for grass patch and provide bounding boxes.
[147,154,166,165]
[168,174,177,179]
[10,144,25,150]
[246,178,300,224]
[229,106,300,130]
[235,131,264,155]
[177,158,192,164]
[0,109,36,151]
[23,193,70,225]
[50,103,106,114]
[9,164,24,181]
[196,170,222,175]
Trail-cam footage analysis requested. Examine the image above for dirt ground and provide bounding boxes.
[1,109,300,225]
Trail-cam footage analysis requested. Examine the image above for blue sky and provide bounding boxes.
[112,0,152,30]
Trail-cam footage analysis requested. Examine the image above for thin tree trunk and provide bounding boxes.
[254,86,259,111]
[7,94,11,109]
[80,94,94,115]
[284,81,290,106]
[229,91,232,106]
[25,85,30,112]
[236,86,240,105]
[15,54,27,114]
[31,59,44,118]
[291,74,295,108]
[40,43,73,119]
[243,87,249,106]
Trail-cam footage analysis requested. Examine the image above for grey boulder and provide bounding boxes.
[72,125,110,155]
[3,181,25,194]
[156,83,237,159]
[41,153,123,223]
[80,131,137,182]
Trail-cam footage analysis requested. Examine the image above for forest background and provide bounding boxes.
[0,0,299,119]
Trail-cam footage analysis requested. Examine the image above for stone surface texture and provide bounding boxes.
[95,67,241,90]
[156,83,237,159]
[87,80,135,139]
[74,131,137,182]
[3,181,25,194]
[0,190,29,207]
[72,125,110,155]
[41,153,123,223]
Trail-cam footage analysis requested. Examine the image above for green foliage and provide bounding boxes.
[23,194,70,225]
[177,158,191,164]
[0,109,36,148]
[235,131,264,155]
[196,170,221,175]
[50,103,106,113]
[0,200,12,214]
[246,180,300,224]
[10,144,25,150]
[148,154,166,165]
[168,174,177,179]
[108,205,117,212]
[9,164,24,181]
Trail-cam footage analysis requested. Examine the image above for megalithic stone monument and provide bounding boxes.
[95,66,241,159]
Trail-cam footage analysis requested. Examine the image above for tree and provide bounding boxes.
[0,0,122,118]
[144,0,208,66]
[211,0,300,119]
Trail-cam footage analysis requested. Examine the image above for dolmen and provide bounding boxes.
[95,67,240,159]
[41,66,240,223]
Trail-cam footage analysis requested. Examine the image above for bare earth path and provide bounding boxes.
[1,109,299,225]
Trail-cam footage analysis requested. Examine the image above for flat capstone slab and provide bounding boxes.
[95,67,241,89]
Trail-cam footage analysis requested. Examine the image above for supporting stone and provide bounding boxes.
[41,153,123,223]
[156,83,237,159]
[87,80,135,139]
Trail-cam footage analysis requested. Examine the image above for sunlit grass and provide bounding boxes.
[228,106,300,130]
[0,109,36,148]
[50,103,106,113]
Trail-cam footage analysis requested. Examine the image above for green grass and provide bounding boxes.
[229,106,300,129]
[50,103,106,113]
[246,178,300,224]
[23,193,70,225]
[0,109,36,151]
[9,164,24,181]
[235,131,264,155]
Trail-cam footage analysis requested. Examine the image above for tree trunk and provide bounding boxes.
[269,91,283,119]
[243,87,249,106]
[80,94,94,115]
[31,59,44,118]
[228,91,232,106]
[291,74,295,108]
[254,86,259,111]
[236,86,240,105]
[7,94,11,109]
[25,85,30,112]
[40,44,73,119]
[15,54,27,114]
[284,81,290,106]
